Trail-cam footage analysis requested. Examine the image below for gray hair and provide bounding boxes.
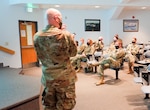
[46,8,61,19]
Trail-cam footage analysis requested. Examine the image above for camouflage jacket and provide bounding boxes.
[110,47,125,63]
[108,47,125,68]
[126,43,139,55]
[94,41,104,51]
[78,43,86,54]
[84,45,95,55]
[34,25,77,86]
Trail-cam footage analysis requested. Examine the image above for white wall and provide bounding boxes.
[0,0,44,68]
[0,1,150,68]
[60,9,110,45]
[110,10,150,46]
[59,9,150,46]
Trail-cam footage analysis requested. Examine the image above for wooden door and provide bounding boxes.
[19,20,38,68]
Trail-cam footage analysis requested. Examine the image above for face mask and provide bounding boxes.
[59,21,62,29]
[87,42,90,45]
[55,16,62,29]
[114,40,117,42]
[99,39,101,41]
[132,41,135,44]
[76,41,78,46]
[115,46,119,49]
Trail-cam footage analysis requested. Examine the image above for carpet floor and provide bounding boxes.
[2,62,150,110]
[23,62,150,110]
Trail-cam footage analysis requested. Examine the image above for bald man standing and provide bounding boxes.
[34,8,77,110]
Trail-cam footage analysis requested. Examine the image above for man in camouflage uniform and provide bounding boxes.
[78,38,86,55]
[125,37,139,74]
[84,39,95,60]
[106,34,119,53]
[94,36,104,52]
[34,8,77,110]
[70,54,86,72]
[95,39,125,86]
[93,36,104,61]
[70,40,86,73]
[105,34,123,54]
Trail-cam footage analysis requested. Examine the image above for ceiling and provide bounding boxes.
[44,2,150,11]
[9,0,150,11]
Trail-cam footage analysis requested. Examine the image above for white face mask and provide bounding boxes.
[79,40,84,45]
[114,38,117,42]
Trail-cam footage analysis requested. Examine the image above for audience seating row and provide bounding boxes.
[133,63,150,99]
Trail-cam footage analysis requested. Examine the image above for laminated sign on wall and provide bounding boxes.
[26,25,33,45]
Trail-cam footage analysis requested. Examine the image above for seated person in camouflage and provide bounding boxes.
[106,34,120,53]
[84,39,95,60]
[70,54,86,72]
[70,40,86,72]
[125,37,139,74]
[95,39,125,86]
[78,38,86,54]
[94,36,104,52]
[93,36,104,61]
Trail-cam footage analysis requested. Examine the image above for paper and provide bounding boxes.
[21,30,26,37]
[26,25,33,45]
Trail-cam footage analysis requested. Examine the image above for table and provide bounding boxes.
[141,71,150,99]
[135,59,150,99]
[137,59,150,66]
[136,53,143,61]
[134,59,150,77]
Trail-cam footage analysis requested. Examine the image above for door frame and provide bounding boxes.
[18,20,39,68]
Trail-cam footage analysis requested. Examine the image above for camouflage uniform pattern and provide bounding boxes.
[124,43,139,73]
[98,47,125,76]
[70,54,86,70]
[84,45,95,56]
[106,38,122,54]
[106,42,116,53]
[84,45,92,55]
[34,25,77,110]
[78,43,86,54]
[125,43,139,63]
[42,83,76,110]
[94,40,104,52]
[93,40,104,60]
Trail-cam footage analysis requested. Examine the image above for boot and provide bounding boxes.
[76,67,81,73]
[128,68,134,74]
[96,76,104,86]
[128,63,134,74]
[76,68,80,73]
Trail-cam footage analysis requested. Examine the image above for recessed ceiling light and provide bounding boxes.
[141,7,146,9]
[55,5,60,7]
[95,6,100,8]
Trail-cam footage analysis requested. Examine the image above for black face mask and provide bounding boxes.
[87,42,90,45]
[115,46,119,49]
[99,39,101,41]
[132,41,135,44]
[59,21,62,29]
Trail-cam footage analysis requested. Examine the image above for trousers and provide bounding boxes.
[42,82,76,110]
